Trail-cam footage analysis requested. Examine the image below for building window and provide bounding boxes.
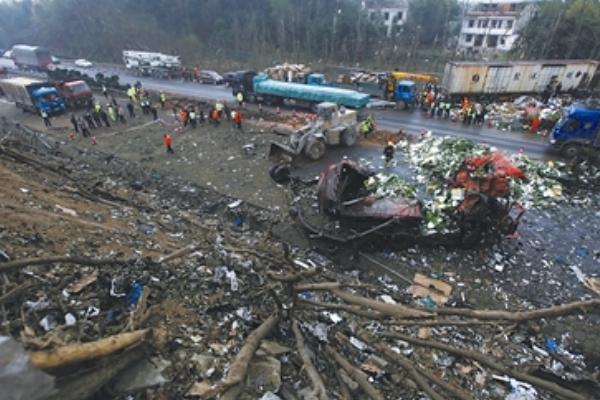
[487,35,498,48]
[477,20,483,28]
[472,74,480,82]
[468,19,474,28]
[500,37,506,46]
[482,20,488,28]
[506,20,513,29]
[491,20,497,28]
[383,12,389,21]
[576,71,582,78]
[394,12,403,24]
[474,35,484,47]
[514,72,521,81]
[530,73,537,80]
[566,72,574,78]
[465,34,473,43]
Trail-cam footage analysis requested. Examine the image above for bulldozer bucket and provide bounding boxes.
[268,141,297,164]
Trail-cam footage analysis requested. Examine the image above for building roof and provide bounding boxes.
[365,0,408,9]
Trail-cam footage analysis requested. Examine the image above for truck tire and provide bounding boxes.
[561,143,581,159]
[305,140,326,161]
[340,128,358,147]
[397,100,407,110]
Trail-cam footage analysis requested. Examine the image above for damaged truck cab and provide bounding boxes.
[550,104,600,158]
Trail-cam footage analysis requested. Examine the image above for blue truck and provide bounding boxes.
[0,77,66,114]
[550,104,600,157]
[231,72,370,109]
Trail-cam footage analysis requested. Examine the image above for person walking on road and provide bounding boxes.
[41,110,51,127]
[107,105,117,122]
[163,133,174,154]
[211,108,220,127]
[189,109,197,129]
[79,117,91,137]
[102,85,108,99]
[70,114,79,133]
[150,106,158,121]
[232,109,242,130]
[236,92,244,107]
[127,102,135,118]
[160,92,166,109]
[100,110,110,127]
[84,111,95,129]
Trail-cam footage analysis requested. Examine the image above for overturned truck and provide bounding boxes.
[294,155,525,248]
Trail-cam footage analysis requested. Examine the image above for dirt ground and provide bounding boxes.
[1,94,600,399]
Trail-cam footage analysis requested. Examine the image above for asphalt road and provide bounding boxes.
[36,62,556,158]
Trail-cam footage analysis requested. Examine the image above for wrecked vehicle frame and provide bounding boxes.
[293,158,525,248]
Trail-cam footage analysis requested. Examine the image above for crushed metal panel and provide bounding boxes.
[339,197,423,221]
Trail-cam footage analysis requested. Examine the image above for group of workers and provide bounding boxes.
[163,101,245,154]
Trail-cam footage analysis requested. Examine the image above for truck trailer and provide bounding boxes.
[10,45,53,71]
[232,72,370,109]
[123,50,182,78]
[0,77,65,114]
[442,60,600,98]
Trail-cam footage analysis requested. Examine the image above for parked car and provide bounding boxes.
[199,70,223,85]
[74,58,93,68]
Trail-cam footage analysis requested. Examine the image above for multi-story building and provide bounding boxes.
[365,0,409,37]
[457,0,540,54]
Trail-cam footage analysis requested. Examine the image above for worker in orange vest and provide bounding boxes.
[211,108,220,127]
[232,109,242,130]
[163,133,174,154]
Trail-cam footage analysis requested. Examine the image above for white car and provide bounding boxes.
[74,58,93,68]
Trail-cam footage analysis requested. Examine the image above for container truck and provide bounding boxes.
[10,45,53,71]
[232,72,370,109]
[550,104,600,158]
[0,77,65,114]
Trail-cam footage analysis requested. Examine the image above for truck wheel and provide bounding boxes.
[397,100,407,110]
[340,128,358,147]
[561,143,581,159]
[305,140,326,161]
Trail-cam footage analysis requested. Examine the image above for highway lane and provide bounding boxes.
[54,63,554,158]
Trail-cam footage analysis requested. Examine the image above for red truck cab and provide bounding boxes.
[57,80,93,109]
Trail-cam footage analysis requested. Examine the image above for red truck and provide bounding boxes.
[55,80,94,109]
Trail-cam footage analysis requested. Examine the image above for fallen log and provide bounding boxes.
[267,268,320,283]
[158,243,203,263]
[381,332,587,400]
[299,298,384,319]
[332,289,432,319]
[294,282,374,292]
[0,256,130,274]
[358,332,472,400]
[221,312,280,388]
[47,346,145,400]
[30,329,149,369]
[0,281,34,306]
[387,318,503,327]
[326,346,385,400]
[434,299,600,321]
[292,320,329,400]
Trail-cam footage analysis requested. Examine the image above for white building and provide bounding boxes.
[365,0,409,37]
[457,0,540,54]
